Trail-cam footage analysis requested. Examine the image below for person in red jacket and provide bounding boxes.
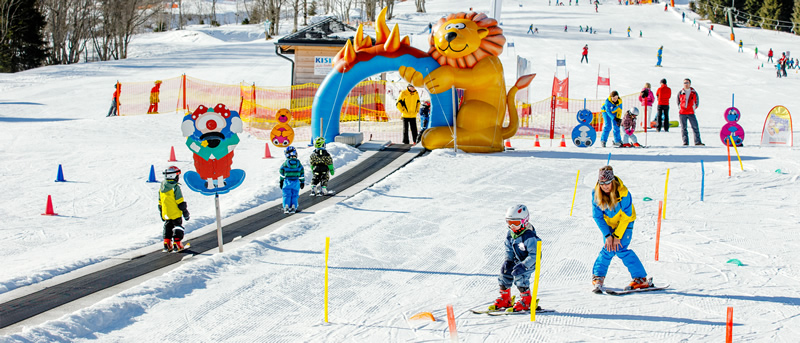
[767,48,774,63]
[655,79,671,132]
[676,78,704,146]
[581,44,589,63]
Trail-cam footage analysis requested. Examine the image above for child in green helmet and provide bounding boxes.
[310,137,335,196]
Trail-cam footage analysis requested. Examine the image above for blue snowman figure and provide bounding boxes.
[719,107,744,147]
[571,109,597,147]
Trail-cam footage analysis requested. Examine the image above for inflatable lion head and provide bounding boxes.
[429,12,506,68]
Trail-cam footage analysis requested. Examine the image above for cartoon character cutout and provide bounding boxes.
[270,108,295,147]
[571,108,597,147]
[181,103,245,194]
[720,107,744,147]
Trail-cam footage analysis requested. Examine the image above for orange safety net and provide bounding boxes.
[117,76,181,116]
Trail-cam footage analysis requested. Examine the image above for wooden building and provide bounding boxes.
[275,17,359,85]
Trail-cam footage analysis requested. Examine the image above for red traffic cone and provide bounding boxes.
[42,195,57,216]
[505,140,512,148]
[559,134,567,147]
[263,142,273,159]
[534,135,541,147]
[168,146,177,162]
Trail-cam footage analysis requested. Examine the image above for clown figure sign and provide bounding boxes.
[181,103,246,195]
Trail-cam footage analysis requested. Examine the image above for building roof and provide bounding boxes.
[276,17,358,49]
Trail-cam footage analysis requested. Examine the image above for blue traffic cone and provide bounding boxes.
[147,165,158,183]
[55,164,66,182]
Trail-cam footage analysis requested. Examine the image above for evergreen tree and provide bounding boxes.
[758,0,784,29]
[0,0,48,72]
[743,0,762,26]
[792,0,800,34]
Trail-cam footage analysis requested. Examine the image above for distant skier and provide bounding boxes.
[489,204,542,313]
[620,107,641,148]
[682,12,685,22]
[107,84,120,117]
[656,46,663,67]
[418,100,431,138]
[754,46,759,59]
[591,166,652,292]
[779,52,788,77]
[309,137,335,196]
[639,82,655,129]
[147,80,162,114]
[768,48,774,62]
[564,25,568,32]
[738,40,743,53]
[279,146,305,213]
[527,24,534,34]
[639,30,642,38]
[676,78,704,146]
[708,24,713,36]
[158,166,190,252]
[627,26,631,37]
[581,44,589,63]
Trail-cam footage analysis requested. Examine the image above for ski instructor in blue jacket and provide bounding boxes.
[591,166,652,292]
[600,91,623,147]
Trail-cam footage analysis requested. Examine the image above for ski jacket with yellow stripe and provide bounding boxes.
[591,177,637,238]
[159,180,186,221]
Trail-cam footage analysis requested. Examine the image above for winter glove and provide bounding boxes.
[183,210,190,221]
[511,263,528,276]
[300,182,305,189]
[279,179,284,189]
[158,205,164,221]
[501,260,515,275]
[329,165,335,176]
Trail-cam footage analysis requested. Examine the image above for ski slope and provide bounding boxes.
[2,0,800,341]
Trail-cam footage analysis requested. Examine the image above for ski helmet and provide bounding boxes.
[505,204,530,234]
[314,136,326,149]
[163,166,181,181]
[285,146,297,158]
[628,107,640,116]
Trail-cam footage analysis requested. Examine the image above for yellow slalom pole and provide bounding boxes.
[663,169,670,220]
[730,135,743,171]
[570,170,580,217]
[324,237,330,323]
[531,240,542,322]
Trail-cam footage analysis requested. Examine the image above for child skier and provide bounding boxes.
[418,100,431,139]
[620,107,641,148]
[158,166,190,252]
[489,204,542,313]
[279,146,305,213]
[591,166,652,292]
[309,137,335,196]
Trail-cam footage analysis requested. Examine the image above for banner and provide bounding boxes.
[760,105,793,146]
[597,76,610,86]
[552,76,569,110]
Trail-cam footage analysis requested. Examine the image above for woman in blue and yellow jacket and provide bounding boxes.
[591,165,651,291]
[600,91,623,147]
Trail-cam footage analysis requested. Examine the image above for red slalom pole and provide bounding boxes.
[726,307,733,342]
[655,200,663,261]
[446,304,458,342]
[727,143,732,177]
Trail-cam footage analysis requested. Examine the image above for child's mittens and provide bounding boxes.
[279,179,284,189]
[158,205,164,221]
[183,210,190,221]
[329,165,335,176]
[511,263,528,276]
[300,182,305,189]
[501,260,515,274]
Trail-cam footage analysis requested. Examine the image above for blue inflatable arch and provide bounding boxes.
[311,54,455,144]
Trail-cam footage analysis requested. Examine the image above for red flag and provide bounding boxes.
[552,76,569,110]
[597,76,610,86]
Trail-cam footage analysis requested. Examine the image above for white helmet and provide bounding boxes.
[628,107,640,116]
[505,204,530,234]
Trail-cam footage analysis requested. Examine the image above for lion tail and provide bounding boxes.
[501,74,536,140]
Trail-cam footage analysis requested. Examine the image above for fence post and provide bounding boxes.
[115,81,121,116]
[181,74,187,112]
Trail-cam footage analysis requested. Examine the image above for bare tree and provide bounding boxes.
[90,0,160,61]
[364,0,377,21]
[253,0,282,36]
[333,0,352,22]
[40,0,94,64]
[414,0,425,13]
[291,0,300,31]
[1,0,24,49]
[211,0,217,25]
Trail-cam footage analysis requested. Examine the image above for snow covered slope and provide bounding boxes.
[2,0,800,341]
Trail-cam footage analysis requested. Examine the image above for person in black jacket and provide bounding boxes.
[309,137,335,196]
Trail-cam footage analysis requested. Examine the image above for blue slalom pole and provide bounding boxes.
[607,152,611,165]
[55,164,66,182]
[700,160,705,201]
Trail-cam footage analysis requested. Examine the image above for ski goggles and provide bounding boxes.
[598,179,613,185]
[506,219,524,227]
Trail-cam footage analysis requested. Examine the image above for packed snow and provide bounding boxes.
[2,0,800,341]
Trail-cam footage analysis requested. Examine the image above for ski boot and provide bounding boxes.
[162,239,173,252]
[626,277,653,290]
[508,289,533,312]
[592,275,605,293]
[488,288,513,311]
[288,206,297,214]
[321,186,332,196]
[633,143,642,148]
[283,206,290,214]
[173,240,184,251]
[310,185,318,196]
[621,143,632,148]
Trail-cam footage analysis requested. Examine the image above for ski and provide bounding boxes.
[470,309,507,315]
[172,242,191,253]
[604,284,669,296]
[487,308,556,316]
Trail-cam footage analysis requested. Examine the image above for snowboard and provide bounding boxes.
[183,169,245,196]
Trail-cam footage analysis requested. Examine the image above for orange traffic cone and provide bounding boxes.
[559,134,567,147]
[534,135,541,147]
[505,140,512,148]
[42,195,57,216]
[263,142,272,159]
[168,146,177,162]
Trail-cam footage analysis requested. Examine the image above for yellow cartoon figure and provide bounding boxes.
[399,12,535,153]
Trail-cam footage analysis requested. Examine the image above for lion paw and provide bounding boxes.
[398,66,424,87]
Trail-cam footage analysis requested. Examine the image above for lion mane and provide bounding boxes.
[428,12,506,69]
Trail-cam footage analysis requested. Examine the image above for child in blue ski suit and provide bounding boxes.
[591,166,652,291]
[600,91,623,147]
[279,146,305,213]
[490,204,542,312]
